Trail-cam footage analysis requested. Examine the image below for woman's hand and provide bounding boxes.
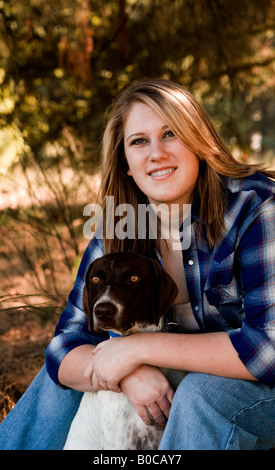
[89,335,141,392]
[83,337,175,427]
[120,364,174,427]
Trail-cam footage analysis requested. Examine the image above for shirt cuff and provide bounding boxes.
[228,324,275,388]
[45,331,108,388]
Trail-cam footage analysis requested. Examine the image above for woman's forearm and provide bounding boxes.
[137,331,257,381]
[58,331,257,393]
[58,344,96,392]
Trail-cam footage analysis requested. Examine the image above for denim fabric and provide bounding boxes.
[159,372,275,450]
[2,367,275,450]
[0,365,83,450]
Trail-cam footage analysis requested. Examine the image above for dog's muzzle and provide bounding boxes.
[94,301,118,320]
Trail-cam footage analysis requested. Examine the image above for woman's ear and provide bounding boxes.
[127,168,132,176]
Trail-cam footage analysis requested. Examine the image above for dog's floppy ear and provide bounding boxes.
[82,262,95,330]
[151,260,179,325]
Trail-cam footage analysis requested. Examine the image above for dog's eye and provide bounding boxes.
[91,276,100,285]
[129,274,139,283]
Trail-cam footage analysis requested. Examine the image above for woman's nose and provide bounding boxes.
[148,139,168,161]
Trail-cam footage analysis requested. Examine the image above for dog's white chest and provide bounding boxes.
[63,390,163,450]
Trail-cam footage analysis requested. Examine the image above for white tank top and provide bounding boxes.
[158,208,200,331]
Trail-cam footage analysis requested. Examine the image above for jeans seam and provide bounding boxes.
[225,425,237,450]
[230,396,275,422]
[225,397,275,450]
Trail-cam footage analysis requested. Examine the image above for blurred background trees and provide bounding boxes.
[1,0,275,170]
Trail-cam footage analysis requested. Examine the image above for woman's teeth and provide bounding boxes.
[150,168,175,177]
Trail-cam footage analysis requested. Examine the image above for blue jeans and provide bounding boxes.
[0,365,83,450]
[1,367,275,450]
[159,372,275,450]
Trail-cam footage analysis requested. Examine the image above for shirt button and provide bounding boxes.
[194,305,199,312]
[188,260,194,265]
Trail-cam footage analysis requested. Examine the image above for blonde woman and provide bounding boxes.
[1,79,275,450]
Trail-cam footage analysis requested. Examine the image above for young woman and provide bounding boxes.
[1,79,275,450]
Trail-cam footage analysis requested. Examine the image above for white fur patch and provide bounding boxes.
[93,286,124,315]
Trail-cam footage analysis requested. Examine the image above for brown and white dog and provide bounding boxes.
[63,252,185,450]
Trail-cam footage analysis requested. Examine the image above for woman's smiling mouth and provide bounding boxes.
[149,167,176,177]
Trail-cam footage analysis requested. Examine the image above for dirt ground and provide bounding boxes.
[0,310,56,422]
[0,236,77,424]
[0,222,75,424]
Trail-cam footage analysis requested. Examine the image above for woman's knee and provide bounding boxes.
[160,373,235,449]
[163,372,275,450]
[173,372,254,420]
[160,374,253,449]
[167,372,226,431]
[174,372,227,410]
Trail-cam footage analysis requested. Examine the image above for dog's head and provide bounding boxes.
[83,252,178,335]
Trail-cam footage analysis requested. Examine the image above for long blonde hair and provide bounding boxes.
[98,79,274,253]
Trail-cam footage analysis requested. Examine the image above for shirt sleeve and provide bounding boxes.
[228,193,275,388]
[45,237,108,387]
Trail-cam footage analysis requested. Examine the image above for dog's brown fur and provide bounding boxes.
[83,252,178,335]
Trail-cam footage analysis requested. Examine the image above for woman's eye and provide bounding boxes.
[130,138,148,146]
[91,276,100,285]
[163,130,175,139]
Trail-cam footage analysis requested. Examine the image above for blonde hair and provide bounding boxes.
[98,79,274,253]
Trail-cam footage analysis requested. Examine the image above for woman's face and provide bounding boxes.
[123,102,199,208]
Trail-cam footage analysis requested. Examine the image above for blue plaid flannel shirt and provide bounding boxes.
[45,172,275,388]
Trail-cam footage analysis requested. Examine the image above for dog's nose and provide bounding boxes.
[94,302,117,319]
